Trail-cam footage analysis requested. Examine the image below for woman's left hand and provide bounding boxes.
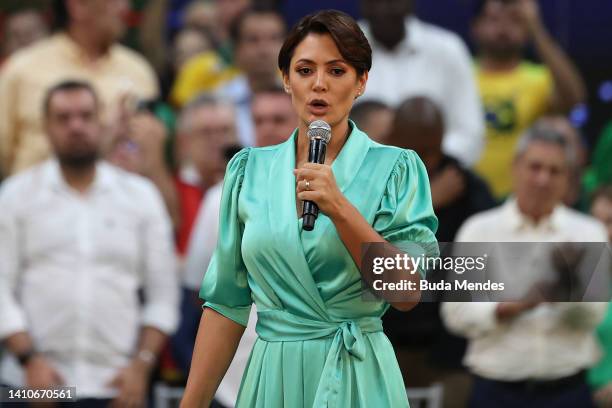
[294,163,347,219]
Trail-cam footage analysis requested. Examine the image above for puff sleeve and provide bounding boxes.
[373,150,440,278]
[199,148,252,326]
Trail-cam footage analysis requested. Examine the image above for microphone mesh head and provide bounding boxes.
[307,120,332,143]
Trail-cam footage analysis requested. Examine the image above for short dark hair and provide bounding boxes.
[350,100,389,127]
[228,6,285,46]
[252,84,287,98]
[278,9,372,76]
[43,80,99,116]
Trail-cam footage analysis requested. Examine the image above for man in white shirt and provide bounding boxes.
[182,87,297,408]
[0,80,179,406]
[442,118,609,407]
[359,0,484,166]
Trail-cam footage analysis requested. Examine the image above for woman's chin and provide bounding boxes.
[305,112,332,125]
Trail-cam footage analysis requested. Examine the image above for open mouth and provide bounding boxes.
[310,99,328,107]
[308,99,330,114]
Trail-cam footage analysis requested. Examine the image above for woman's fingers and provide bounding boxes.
[294,163,332,176]
[301,162,328,170]
[293,167,320,180]
[294,163,340,213]
[296,179,314,192]
[297,190,321,201]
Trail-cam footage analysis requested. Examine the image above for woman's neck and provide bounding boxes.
[295,119,350,166]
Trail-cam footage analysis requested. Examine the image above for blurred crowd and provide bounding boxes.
[0,0,610,407]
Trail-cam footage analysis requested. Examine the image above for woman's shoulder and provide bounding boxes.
[367,141,420,166]
[364,142,429,189]
[250,138,291,153]
[226,140,291,178]
[242,138,293,164]
[227,147,251,168]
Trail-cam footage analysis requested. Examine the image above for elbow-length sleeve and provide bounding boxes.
[199,148,252,327]
[373,150,440,278]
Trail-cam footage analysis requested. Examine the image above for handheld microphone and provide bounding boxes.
[302,120,332,231]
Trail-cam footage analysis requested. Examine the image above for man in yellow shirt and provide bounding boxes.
[170,51,240,108]
[472,0,586,198]
[171,8,285,147]
[0,0,159,177]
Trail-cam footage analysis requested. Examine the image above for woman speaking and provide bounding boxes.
[180,10,438,408]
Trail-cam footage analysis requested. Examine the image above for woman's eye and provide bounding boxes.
[331,68,345,76]
[297,67,312,75]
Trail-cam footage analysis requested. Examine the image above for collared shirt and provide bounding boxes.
[0,33,159,176]
[0,159,179,397]
[359,17,484,166]
[184,182,222,291]
[442,198,609,381]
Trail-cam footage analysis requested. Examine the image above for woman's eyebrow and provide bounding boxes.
[295,58,348,65]
[326,59,347,65]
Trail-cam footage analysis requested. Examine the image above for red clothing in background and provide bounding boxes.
[174,177,204,255]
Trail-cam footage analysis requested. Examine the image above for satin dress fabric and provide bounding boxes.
[200,122,439,407]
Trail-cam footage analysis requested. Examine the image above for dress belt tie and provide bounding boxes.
[256,309,383,407]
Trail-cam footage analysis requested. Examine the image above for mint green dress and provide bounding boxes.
[200,122,439,407]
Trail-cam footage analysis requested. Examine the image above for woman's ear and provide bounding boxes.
[356,71,369,97]
[282,73,291,94]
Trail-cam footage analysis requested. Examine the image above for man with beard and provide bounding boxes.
[0,81,179,407]
[472,0,586,199]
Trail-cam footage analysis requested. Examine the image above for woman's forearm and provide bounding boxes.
[180,308,246,408]
[330,199,421,311]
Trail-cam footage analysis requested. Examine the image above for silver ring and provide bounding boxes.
[305,180,311,190]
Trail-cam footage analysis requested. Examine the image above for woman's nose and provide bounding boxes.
[312,71,328,92]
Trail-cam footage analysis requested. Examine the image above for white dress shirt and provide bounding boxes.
[442,199,609,381]
[183,182,222,291]
[0,159,179,397]
[359,17,484,166]
[184,180,258,407]
[216,75,255,147]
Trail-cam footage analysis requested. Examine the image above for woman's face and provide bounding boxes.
[283,33,367,130]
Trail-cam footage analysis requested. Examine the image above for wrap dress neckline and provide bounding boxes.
[201,120,438,407]
[266,122,371,320]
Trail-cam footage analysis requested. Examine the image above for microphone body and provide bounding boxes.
[302,120,332,231]
[302,138,327,230]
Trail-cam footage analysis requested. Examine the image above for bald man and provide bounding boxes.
[387,97,496,241]
[383,97,496,408]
